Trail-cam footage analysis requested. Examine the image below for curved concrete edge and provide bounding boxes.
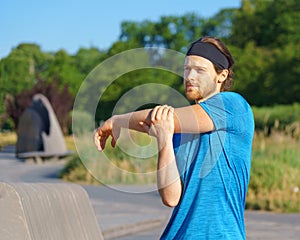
[0,182,104,240]
[0,183,31,240]
[103,218,165,239]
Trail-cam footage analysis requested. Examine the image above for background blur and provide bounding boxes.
[1,0,300,212]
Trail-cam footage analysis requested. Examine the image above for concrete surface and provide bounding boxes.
[1,146,300,239]
[0,182,103,240]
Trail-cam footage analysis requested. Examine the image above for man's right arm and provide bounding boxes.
[94,104,214,151]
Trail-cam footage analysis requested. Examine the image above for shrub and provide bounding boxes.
[252,103,300,137]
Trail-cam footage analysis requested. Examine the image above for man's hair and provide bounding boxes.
[200,36,235,91]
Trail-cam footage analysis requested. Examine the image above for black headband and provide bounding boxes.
[186,41,229,69]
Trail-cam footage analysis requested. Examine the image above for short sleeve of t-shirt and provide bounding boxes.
[200,92,254,134]
[162,92,254,240]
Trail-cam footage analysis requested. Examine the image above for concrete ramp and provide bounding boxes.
[0,182,103,240]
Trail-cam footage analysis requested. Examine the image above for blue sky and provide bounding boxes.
[0,0,241,59]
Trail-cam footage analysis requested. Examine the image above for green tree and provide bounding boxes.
[116,13,208,52]
[267,43,300,104]
[230,0,300,48]
[230,42,275,105]
[228,0,300,105]
[2,2,300,130]
[202,8,237,39]
[0,43,52,94]
[0,43,53,119]
[5,78,74,132]
[74,47,107,74]
[45,50,84,95]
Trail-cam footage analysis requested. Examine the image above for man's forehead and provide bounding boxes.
[184,55,212,68]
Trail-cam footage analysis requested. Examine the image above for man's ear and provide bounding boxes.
[217,69,229,83]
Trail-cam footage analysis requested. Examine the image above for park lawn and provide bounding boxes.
[0,131,17,149]
[61,130,300,212]
[1,131,299,212]
[247,131,300,212]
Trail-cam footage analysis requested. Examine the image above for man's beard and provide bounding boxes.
[185,86,203,102]
[185,75,218,102]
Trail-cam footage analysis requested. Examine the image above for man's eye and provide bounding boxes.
[197,69,205,73]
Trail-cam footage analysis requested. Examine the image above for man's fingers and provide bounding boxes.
[100,135,108,150]
[111,137,116,148]
[151,106,159,123]
[151,105,171,123]
[94,130,102,151]
[166,106,174,119]
[161,105,172,120]
[94,128,109,151]
[155,105,166,120]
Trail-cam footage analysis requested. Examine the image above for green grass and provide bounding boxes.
[61,130,300,212]
[0,131,17,149]
[2,129,299,212]
[246,131,300,212]
[60,130,158,185]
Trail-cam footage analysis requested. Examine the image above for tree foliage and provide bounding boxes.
[230,0,300,48]
[1,0,299,130]
[5,78,74,133]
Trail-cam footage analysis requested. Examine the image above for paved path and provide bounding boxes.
[1,148,300,239]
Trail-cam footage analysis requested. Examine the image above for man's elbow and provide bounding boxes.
[159,191,181,207]
[161,197,180,207]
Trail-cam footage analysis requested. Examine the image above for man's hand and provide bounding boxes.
[139,105,174,147]
[94,117,120,151]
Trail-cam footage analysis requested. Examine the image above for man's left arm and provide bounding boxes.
[140,105,182,207]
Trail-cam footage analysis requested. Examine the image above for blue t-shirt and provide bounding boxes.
[160,92,254,240]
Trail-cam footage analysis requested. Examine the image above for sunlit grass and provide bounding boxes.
[2,129,299,212]
[61,130,300,212]
[64,134,77,151]
[60,130,158,185]
[247,131,300,212]
[0,131,17,149]
[0,131,77,152]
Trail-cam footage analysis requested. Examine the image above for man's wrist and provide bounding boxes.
[111,114,123,128]
[157,134,173,150]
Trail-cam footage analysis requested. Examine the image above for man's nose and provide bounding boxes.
[186,69,197,81]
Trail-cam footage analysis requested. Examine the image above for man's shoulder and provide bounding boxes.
[221,92,251,110]
[204,91,245,102]
[202,92,252,116]
[220,91,245,101]
[204,92,249,107]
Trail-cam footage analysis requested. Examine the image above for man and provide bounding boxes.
[94,36,254,239]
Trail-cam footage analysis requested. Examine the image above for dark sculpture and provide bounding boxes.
[16,94,71,162]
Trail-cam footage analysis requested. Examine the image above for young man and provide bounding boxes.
[94,36,254,239]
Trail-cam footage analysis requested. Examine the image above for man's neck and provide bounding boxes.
[196,90,220,103]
